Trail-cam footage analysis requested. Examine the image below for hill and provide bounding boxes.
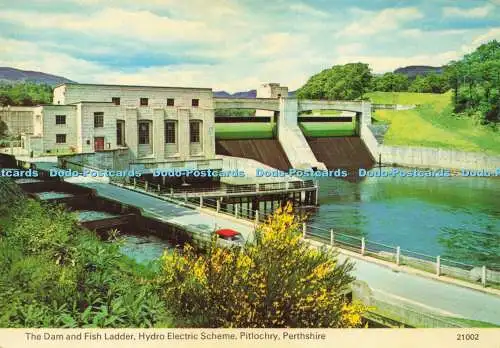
[367,91,500,155]
[213,89,296,98]
[0,67,74,86]
[393,66,443,79]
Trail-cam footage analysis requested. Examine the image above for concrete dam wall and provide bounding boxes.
[306,137,375,170]
[215,139,291,172]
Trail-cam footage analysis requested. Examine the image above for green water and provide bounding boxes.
[76,210,117,222]
[36,191,73,200]
[309,169,500,269]
[119,234,174,264]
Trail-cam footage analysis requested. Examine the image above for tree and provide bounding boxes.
[159,203,365,328]
[296,63,372,100]
[0,120,8,138]
[214,108,256,117]
[371,73,410,92]
[409,73,449,93]
[443,40,500,124]
[0,82,52,106]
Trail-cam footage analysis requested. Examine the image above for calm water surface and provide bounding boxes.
[309,168,500,268]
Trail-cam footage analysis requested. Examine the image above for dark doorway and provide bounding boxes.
[94,137,105,151]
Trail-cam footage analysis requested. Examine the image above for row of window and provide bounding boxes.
[112,97,199,107]
[54,121,202,146]
[138,120,201,145]
[55,114,103,127]
[55,104,201,129]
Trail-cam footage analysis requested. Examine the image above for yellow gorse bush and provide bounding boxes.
[158,202,366,328]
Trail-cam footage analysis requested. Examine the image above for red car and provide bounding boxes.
[215,228,244,243]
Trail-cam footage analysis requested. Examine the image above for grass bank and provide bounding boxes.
[0,177,173,328]
[366,92,500,155]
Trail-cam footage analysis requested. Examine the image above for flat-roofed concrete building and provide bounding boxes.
[255,83,288,117]
[19,83,220,171]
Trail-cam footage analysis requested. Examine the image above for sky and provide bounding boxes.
[0,0,499,91]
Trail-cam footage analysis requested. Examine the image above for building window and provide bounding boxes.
[94,112,104,128]
[192,99,199,107]
[138,121,150,144]
[112,97,120,105]
[140,98,148,106]
[190,121,201,143]
[55,115,66,125]
[165,121,176,144]
[116,120,125,146]
[167,98,175,106]
[56,134,66,144]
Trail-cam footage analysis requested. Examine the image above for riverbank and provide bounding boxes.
[0,177,174,328]
[366,91,500,156]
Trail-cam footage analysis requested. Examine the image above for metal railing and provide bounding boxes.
[127,177,317,198]
[303,223,499,288]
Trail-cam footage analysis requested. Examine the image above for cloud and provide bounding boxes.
[0,1,497,91]
[401,28,471,38]
[0,38,107,80]
[334,51,460,73]
[338,7,423,37]
[460,27,500,54]
[289,3,329,17]
[336,43,364,55]
[0,8,226,44]
[443,5,492,18]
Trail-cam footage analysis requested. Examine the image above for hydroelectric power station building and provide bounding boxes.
[0,82,377,180]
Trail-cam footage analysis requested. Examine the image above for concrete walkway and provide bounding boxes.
[337,252,500,325]
[65,176,255,241]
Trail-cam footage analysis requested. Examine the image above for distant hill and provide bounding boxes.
[213,89,296,98]
[0,67,74,85]
[394,65,444,79]
[214,90,257,98]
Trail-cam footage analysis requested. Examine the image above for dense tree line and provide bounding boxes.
[214,108,256,117]
[0,82,52,106]
[296,64,451,100]
[296,40,500,124]
[296,63,372,100]
[445,40,500,124]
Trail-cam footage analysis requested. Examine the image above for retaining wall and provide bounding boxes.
[380,145,500,170]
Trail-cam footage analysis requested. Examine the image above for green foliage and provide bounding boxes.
[366,91,500,154]
[0,185,173,328]
[0,82,52,106]
[215,109,256,117]
[296,63,372,100]
[0,120,8,138]
[444,40,500,124]
[408,74,449,93]
[159,203,364,328]
[371,73,410,92]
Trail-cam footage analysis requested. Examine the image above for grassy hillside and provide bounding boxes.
[366,92,500,155]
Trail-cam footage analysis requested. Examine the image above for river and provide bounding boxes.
[308,168,500,269]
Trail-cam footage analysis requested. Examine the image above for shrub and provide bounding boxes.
[0,188,173,328]
[159,203,365,328]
